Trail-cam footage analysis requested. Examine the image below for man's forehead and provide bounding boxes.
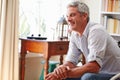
[66,7,78,13]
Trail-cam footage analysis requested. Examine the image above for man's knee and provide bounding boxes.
[81,73,97,80]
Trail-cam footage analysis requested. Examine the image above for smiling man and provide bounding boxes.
[45,1,120,80]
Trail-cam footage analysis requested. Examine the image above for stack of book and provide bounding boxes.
[107,17,120,34]
[104,0,120,12]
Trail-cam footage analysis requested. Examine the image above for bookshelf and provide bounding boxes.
[100,0,120,41]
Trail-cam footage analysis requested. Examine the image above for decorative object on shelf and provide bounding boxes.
[27,34,47,40]
[56,16,69,40]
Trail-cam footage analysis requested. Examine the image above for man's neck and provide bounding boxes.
[78,21,87,36]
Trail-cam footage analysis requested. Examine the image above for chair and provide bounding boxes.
[110,73,120,80]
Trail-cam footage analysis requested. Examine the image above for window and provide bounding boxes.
[19,0,68,40]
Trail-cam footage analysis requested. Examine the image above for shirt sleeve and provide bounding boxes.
[65,33,82,65]
[87,27,107,67]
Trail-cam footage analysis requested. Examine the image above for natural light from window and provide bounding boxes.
[19,0,69,40]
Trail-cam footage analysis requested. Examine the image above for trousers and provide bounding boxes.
[65,73,115,80]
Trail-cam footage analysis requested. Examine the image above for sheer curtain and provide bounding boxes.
[0,0,19,80]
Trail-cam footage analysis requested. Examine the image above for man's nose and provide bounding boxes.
[66,16,72,22]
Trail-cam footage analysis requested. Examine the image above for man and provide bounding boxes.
[45,1,120,80]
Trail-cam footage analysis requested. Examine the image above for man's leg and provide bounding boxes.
[65,77,81,80]
[81,73,115,80]
[65,73,115,80]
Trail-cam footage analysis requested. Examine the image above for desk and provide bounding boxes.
[20,38,69,80]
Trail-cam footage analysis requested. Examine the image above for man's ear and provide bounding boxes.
[83,13,88,20]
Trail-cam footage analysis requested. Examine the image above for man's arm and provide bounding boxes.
[52,61,76,79]
[45,61,100,80]
[45,61,76,80]
[67,61,100,78]
[62,61,77,68]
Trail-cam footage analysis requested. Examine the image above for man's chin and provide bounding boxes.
[71,27,75,30]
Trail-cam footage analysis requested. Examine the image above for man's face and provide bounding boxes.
[65,7,86,31]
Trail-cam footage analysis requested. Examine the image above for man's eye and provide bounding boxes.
[66,13,76,18]
[70,14,76,17]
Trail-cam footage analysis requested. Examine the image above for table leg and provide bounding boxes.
[60,55,63,65]
[44,57,49,79]
[20,52,27,80]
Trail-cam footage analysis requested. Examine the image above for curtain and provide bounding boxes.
[0,0,19,79]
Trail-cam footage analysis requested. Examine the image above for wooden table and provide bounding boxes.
[19,38,69,80]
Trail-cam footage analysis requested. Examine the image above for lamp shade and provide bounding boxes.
[57,16,67,25]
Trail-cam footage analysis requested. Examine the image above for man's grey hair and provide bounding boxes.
[67,1,89,17]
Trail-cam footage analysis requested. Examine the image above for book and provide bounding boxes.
[113,19,118,33]
[116,21,120,34]
[107,17,115,33]
[107,0,113,12]
[112,0,116,12]
[116,0,120,12]
[104,0,108,11]
[107,18,120,34]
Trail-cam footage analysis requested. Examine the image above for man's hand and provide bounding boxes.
[45,72,59,80]
[45,61,74,80]
[53,65,70,79]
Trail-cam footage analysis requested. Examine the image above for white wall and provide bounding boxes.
[82,0,101,23]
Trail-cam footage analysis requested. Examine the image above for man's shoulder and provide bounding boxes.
[88,22,105,32]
